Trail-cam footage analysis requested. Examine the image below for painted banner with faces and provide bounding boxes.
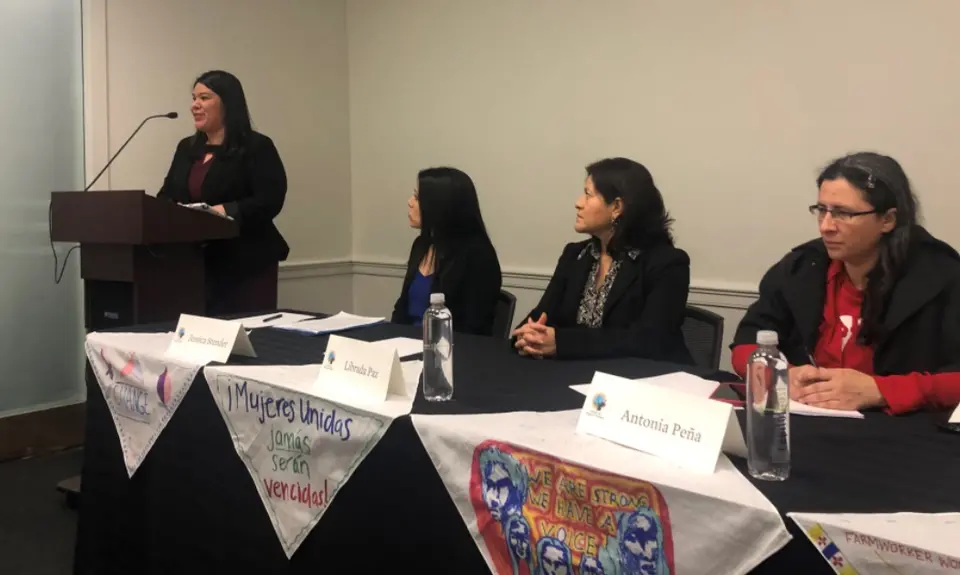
[412,409,791,575]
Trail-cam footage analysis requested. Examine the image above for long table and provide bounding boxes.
[73,320,960,574]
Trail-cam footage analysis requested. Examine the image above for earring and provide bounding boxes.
[612,216,621,227]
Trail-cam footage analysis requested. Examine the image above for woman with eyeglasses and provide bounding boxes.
[511,157,693,362]
[391,167,502,335]
[731,152,960,414]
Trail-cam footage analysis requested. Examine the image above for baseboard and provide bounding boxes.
[0,401,86,462]
[283,258,760,311]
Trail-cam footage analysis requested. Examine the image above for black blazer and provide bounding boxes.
[732,227,960,382]
[516,239,694,363]
[391,235,502,336]
[157,131,289,272]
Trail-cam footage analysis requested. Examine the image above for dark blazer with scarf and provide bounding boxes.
[157,131,289,273]
[516,239,694,363]
[391,235,502,336]
[732,226,960,378]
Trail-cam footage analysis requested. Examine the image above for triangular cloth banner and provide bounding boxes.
[412,410,790,575]
[790,512,960,575]
[205,365,411,558]
[86,332,202,477]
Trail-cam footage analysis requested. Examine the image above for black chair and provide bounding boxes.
[681,305,724,369]
[492,289,517,339]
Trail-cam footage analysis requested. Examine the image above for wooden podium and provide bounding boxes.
[50,190,238,331]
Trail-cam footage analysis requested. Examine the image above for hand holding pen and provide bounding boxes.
[788,349,825,400]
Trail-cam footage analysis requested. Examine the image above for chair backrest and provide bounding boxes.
[492,289,518,338]
[681,305,724,369]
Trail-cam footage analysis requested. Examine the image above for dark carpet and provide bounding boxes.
[0,449,82,575]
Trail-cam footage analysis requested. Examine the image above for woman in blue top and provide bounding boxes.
[391,167,502,336]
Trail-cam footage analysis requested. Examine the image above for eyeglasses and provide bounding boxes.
[808,204,877,222]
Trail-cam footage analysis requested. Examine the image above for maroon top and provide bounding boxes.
[187,157,214,201]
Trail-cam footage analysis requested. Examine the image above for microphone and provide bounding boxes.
[84,112,179,191]
[51,111,179,284]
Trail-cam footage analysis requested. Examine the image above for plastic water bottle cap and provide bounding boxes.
[756,330,779,346]
[429,293,445,305]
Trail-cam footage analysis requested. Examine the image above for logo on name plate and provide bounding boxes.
[177,327,186,340]
[592,393,607,411]
[587,392,607,419]
[324,350,336,370]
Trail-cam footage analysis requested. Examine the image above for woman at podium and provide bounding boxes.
[158,70,288,316]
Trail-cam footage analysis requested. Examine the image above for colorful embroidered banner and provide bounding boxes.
[86,332,202,477]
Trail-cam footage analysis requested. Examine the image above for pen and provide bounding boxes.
[262,313,283,323]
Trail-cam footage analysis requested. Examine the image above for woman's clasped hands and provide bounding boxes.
[511,313,557,358]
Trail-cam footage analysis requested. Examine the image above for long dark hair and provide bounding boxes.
[585,157,674,254]
[817,152,920,345]
[193,70,253,154]
[413,167,495,286]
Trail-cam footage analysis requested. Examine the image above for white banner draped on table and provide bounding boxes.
[204,363,419,558]
[412,409,791,575]
[789,511,960,574]
[86,332,202,477]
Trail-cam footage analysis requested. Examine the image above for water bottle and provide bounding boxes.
[745,330,790,481]
[422,293,453,401]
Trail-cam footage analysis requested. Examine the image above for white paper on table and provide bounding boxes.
[237,312,315,329]
[273,312,385,335]
[401,360,423,396]
[949,402,960,423]
[569,371,719,398]
[788,400,863,419]
[789,511,960,573]
[570,380,864,418]
[370,337,422,358]
[412,409,791,575]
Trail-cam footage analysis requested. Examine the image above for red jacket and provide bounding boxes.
[730,229,960,415]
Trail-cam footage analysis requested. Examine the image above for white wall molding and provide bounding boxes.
[281,258,759,311]
[278,258,353,280]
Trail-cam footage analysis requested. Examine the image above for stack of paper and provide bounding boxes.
[273,311,385,335]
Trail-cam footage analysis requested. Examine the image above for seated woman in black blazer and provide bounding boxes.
[512,157,693,363]
[391,167,502,335]
[158,70,288,316]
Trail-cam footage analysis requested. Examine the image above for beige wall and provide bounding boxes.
[347,0,960,367]
[84,0,352,303]
[86,0,960,370]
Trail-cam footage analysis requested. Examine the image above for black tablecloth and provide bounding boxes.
[74,321,960,574]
